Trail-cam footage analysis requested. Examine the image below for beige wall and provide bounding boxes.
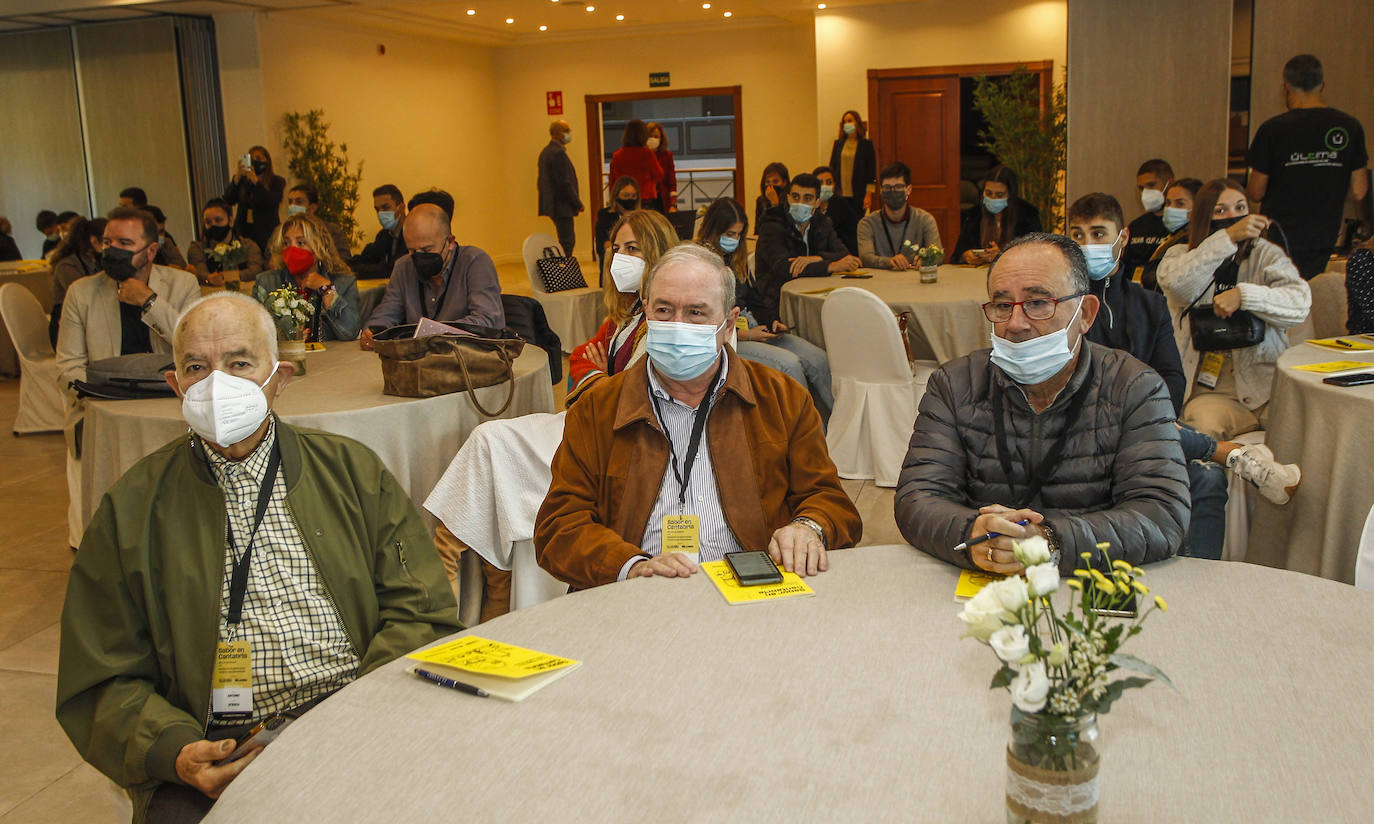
[214,11,269,170]
[1250,0,1374,146]
[813,0,1067,163]
[249,14,504,257]
[494,22,818,263]
[0,28,89,259]
[1067,0,1232,221]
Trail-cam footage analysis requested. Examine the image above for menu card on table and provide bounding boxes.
[406,636,581,702]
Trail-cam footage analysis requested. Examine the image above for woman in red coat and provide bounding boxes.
[608,119,663,210]
[645,121,677,213]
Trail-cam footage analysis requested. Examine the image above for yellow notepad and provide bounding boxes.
[802,286,842,295]
[406,636,581,702]
[1306,337,1374,351]
[1292,360,1373,374]
[955,568,1004,601]
[700,559,815,605]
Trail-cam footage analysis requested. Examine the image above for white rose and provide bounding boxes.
[959,585,1010,643]
[1010,660,1051,713]
[1025,562,1059,598]
[989,624,1030,668]
[989,575,1029,614]
[1013,535,1051,566]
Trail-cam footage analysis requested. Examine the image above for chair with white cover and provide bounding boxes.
[1307,271,1347,339]
[521,233,604,353]
[0,283,64,434]
[821,287,933,487]
[425,412,569,618]
[1355,504,1374,592]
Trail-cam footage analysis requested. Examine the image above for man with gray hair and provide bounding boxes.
[895,232,1189,576]
[537,119,583,256]
[536,243,861,589]
[56,292,457,823]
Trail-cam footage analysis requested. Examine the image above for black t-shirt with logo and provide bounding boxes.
[1123,210,1168,283]
[1246,107,1368,254]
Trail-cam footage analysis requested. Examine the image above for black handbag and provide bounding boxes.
[1181,254,1266,352]
[534,246,587,292]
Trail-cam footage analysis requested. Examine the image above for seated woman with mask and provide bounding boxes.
[187,198,265,286]
[594,176,641,269]
[253,213,362,341]
[696,197,833,425]
[567,209,679,405]
[953,165,1041,265]
[1138,177,1203,291]
[1156,178,1310,440]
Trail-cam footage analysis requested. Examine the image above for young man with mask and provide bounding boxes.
[894,233,1190,576]
[535,244,861,589]
[813,165,860,258]
[55,207,200,396]
[286,185,352,258]
[537,119,584,258]
[1121,159,1174,283]
[359,203,504,349]
[56,293,457,824]
[1247,54,1369,278]
[753,172,861,326]
[856,161,943,270]
[349,184,409,277]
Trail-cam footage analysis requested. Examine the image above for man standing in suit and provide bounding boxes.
[537,120,584,258]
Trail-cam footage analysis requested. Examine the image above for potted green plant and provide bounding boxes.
[972,67,1068,232]
[282,110,365,250]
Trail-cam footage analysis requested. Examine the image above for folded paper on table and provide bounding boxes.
[305,342,326,352]
[955,568,1005,601]
[700,559,815,605]
[406,636,581,702]
[1291,360,1373,374]
[413,317,477,339]
[1305,337,1374,351]
[802,286,843,296]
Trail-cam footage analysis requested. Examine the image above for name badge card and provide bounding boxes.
[662,514,700,555]
[211,640,253,718]
[1197,351,1224,389]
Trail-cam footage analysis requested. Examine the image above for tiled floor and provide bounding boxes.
[0,261,903,821]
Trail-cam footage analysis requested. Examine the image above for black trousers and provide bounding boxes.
[550,216,576,258]
[1290,246,1333,280]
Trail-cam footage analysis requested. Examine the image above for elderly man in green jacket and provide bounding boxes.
[56,292,459,823]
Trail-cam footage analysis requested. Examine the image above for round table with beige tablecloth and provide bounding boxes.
[1246,344,1374,583]
[203,545,1374,822]
[779,264,990,363]
[0,261,54,377]
[79,343,555,525]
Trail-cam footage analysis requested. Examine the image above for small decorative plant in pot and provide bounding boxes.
[912,242,943,282]
[205,240,250,291]
[958,537,1173,824]
[266,285,312,376]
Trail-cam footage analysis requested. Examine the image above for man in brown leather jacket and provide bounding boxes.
[535,243,861,590]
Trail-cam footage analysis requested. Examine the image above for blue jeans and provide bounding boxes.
[737,334,833,424]
[1178,426,1226,559]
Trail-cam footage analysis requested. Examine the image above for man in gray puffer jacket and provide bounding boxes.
[895,233,1190,576]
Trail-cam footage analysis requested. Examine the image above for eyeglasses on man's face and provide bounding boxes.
[981,292,1086,323]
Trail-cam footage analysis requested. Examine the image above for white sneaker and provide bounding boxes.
[1227,444,1301,505]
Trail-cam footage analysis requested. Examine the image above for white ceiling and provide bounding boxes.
[0,0,886,43]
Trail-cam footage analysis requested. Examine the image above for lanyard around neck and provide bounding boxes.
[650,360,725,511]
[881,210,911,257]
[990,370,1091,506]
[225,442,282,626]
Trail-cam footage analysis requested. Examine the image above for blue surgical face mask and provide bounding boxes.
[984,196,1009,215]
[646,318,727,381]
[989,300,1083,385]
[842,122,857,136]
[1081,232,1122,281]
[287,204,307,216]
[819,185,835,202]
[718,235,740,253]
[1162,206,1190,232]
[378,210,398,231]
[789,202,815,224]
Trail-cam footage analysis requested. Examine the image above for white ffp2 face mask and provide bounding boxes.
[1140,188,1165,213]
[181,363,279,447]
[989,301,1083,385]
[608,253,646,294]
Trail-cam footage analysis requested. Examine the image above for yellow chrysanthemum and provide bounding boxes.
[1073,569,1091,579]
[1133,581,1150,595]
[1112,560,1133,572]
[1132,567,1146,577]
[1154,596,1168,612]
[1095,542,1112,551]
[1097,579,1117,595]
[1066,578,1083,591]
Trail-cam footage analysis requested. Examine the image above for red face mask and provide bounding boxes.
[282,244,316,276]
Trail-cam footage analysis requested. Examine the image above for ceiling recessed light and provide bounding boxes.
[723,10,732,16]
[615,13,624,20]
[465,8,475,14]
[817,2,826,7]
[505,17,514,23]
[539,24,547,30]
[585,4,595,10]
[702,2,711,7]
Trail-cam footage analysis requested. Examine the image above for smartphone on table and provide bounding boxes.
[215,715,292,765]
[725,550,784,586]
[1323,372,1374,387]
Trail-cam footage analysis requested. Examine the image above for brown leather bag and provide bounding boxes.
[371,322,526,416]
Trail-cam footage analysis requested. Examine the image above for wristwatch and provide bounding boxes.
[1041,519,1062,566]
[791,516,827,549]
[140,292,158,314]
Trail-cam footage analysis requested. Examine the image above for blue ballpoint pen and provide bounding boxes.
[952,519,1031,552]
[413,667,490,698]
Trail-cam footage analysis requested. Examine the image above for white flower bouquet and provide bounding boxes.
[901,239,943,267]
[205,239,249,271]
[266,285,313,341]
